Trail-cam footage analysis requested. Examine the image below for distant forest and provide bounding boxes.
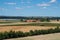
[0,16,60,20]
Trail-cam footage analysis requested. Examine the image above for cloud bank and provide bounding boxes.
[36,0,57,8]
[50,0,56,3]
[5,2,16,5]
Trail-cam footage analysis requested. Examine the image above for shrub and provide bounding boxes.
[0,33,4,40]
[1,26,60,40]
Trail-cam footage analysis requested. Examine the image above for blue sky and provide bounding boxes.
[0,0,60,16]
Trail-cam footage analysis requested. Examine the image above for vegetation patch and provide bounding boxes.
[1,23,60,26]
[0,26,60,40]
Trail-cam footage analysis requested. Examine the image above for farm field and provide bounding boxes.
[0,22,60,26]
[5,33,60,40]
[0,19,60,26]
[0,26,55,32]
[0,21,60,32]
[0,21,60,40]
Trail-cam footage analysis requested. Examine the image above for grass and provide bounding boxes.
[0,20,60,26]
[0,22,13,24]
[1,22,60,26]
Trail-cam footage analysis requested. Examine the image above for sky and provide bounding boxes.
[0,0,60,17]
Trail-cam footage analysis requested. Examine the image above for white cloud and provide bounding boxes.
[26,6,32,8]
[21,0,25,4]
[43,7,47,9]
[5,2,16,5]
[36,0,57,8]
[0,8,5,10]
[27,2,31,3]
[21,1,31,4]
[16,7,23,10]
[21,2,24,3]
[50,0,56,3]
[0,8,8,10]
[37,3,50,7]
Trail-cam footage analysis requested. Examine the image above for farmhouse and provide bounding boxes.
[25,20,37,22]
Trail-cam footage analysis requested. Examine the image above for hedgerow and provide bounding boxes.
[0,26,60,40]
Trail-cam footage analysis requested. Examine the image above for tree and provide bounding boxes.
[24,32,30,36]
[3,31,9,39]
[0,33,4,40]
[46,18,50,22]
[40,18,45,22]
[29,30,34,36]
[57,18,59,21]
[15,31,24,37]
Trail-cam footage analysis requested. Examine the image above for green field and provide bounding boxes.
[0,22,60,26]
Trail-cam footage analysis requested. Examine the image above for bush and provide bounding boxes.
[0,26,60,40]
[15,31,24,37]
[3,31,9,39]
[0,33,4,40]
[24,32,30,36]
[29,30,34,36]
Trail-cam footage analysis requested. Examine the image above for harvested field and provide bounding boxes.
[0,26,56,32]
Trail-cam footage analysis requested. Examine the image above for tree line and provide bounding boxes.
[0,16,60,22]
[0,26,60,40]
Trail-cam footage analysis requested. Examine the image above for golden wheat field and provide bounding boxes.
[0,26,56,32]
